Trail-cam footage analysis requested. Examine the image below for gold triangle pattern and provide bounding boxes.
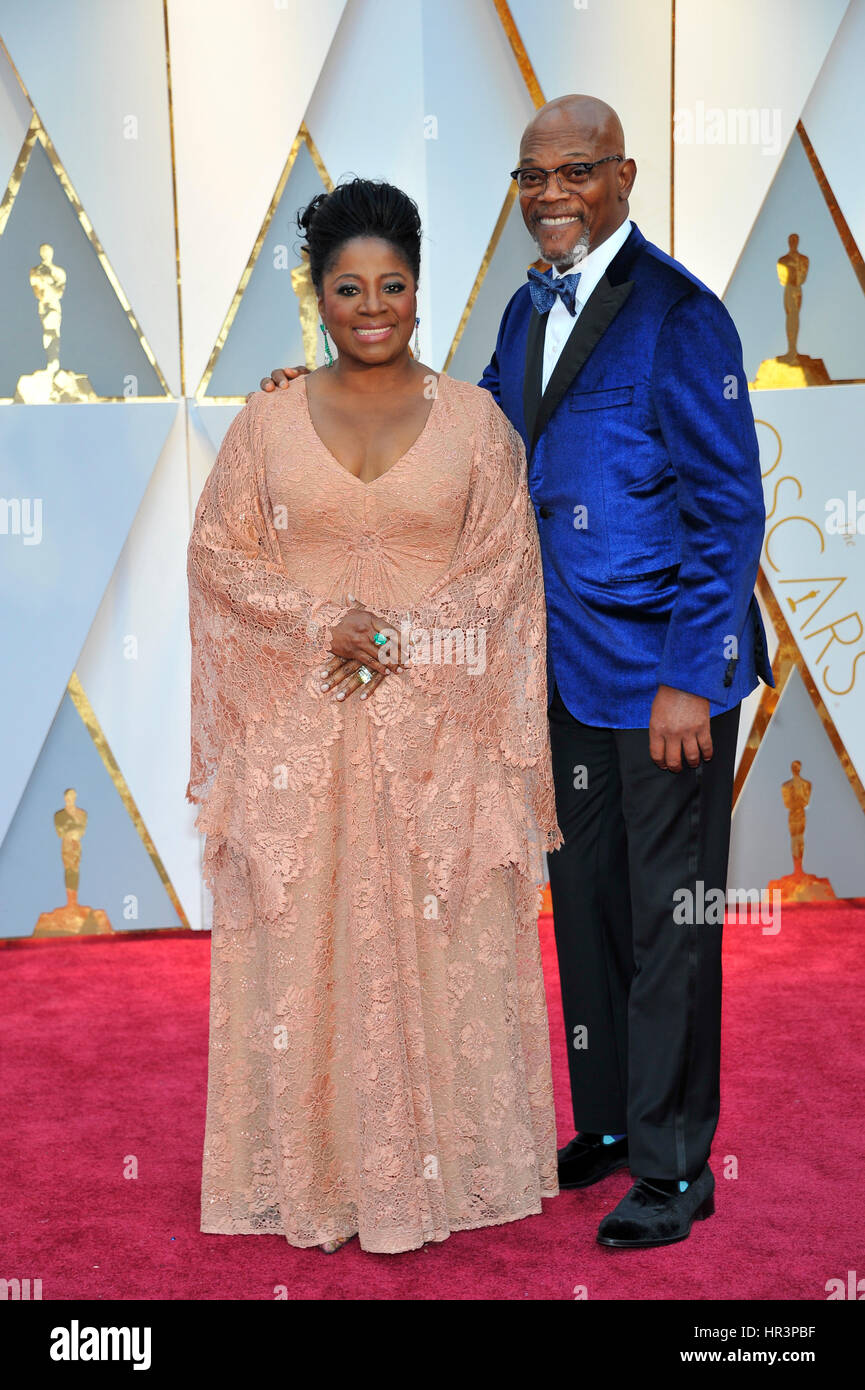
[492,0,546,109]
[443,184,520,372]
[194,123,333,401]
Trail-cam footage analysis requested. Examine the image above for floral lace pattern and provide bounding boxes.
[187,374,562,1253]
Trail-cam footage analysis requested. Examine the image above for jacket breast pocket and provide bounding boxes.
[567,386,634,411]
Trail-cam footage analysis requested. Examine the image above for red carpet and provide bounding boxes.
[2,906,863,1300]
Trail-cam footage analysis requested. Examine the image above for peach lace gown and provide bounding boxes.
[192,373,561,1254]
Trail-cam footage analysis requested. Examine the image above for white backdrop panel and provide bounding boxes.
[448,192,539,385]
[802,0,865,257]
[0,403,177,846]
[420,0,535,368]
[674,0,849,295]
[167,0,346,392]
[0,42,32,192]
[734,583,779,774]
[305,0,426,351]
[506,0,672,253]
[76,403,202,930]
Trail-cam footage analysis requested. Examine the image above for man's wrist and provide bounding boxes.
[654,681,711,707]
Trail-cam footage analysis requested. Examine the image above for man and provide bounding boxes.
[262,94,773,1248]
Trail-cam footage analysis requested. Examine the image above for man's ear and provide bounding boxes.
[619,158,637,200]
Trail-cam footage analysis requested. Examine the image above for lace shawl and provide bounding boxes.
[186,386,562,925]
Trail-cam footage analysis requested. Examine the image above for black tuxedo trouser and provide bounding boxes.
[546,686,741,1182]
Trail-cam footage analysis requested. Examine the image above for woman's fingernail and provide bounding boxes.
[335,692,345,701]
[320,683,329,691]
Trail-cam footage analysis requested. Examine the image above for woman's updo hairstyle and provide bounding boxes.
[297,178,421,292]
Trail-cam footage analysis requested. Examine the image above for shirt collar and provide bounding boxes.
[550,218,632,303]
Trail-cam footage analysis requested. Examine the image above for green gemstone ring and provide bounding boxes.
[372,631,387,647]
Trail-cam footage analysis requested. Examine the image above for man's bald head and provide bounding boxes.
[520,95,626,161]
[516,94,635,269]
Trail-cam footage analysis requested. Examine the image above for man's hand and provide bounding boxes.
[245,366,309,402]
[649,685,713,772]
[261,365,309,392]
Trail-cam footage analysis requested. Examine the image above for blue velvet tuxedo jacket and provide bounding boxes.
[478,222,773,728]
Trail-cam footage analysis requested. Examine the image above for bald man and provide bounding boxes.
[479,94,772,1247]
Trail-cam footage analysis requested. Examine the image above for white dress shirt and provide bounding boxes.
[541,218,632,394]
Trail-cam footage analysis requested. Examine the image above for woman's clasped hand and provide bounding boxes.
[320,594,413,701]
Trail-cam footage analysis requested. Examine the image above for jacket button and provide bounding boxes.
[539,505,552,518]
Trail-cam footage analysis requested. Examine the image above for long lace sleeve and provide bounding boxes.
[186,403,345,815]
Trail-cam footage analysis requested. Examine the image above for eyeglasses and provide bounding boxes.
[509,156,624,194]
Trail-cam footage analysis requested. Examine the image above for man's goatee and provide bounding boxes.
[534,226,591,272]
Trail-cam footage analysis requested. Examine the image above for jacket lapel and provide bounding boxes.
[522,304,547,450]
[528,223,643,454]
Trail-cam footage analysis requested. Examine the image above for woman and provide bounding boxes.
[186,179,563,1255]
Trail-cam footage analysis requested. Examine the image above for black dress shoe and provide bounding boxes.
[557,1132,629,1189]
[596,1163,715,1248]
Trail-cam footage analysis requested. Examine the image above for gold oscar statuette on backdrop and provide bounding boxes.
[751,234,831,389]
[290,247,319,372]
[14,244,98,402]
[766,761,836,903]
[32,788,113,935]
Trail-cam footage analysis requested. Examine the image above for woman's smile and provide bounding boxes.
[352,324,395,341]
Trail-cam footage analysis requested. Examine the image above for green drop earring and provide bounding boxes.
[319,320,334,367]
[413,316,420,357]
